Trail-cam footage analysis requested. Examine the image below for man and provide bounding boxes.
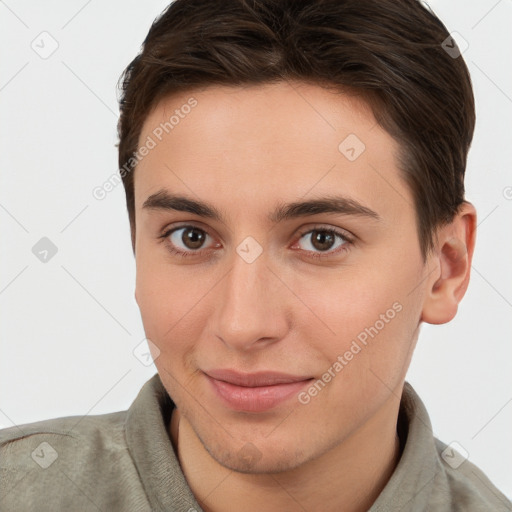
[1,0,510,510]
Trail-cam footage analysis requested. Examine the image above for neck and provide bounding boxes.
[170,392,402,512]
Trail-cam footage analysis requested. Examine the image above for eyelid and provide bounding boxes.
[295,223,355,243]
[159,220,212,236]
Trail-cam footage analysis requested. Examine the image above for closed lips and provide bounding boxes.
[204,369,314,412]
[204,369,313,387]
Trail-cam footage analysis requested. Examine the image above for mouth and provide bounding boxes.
[203,369,314,413]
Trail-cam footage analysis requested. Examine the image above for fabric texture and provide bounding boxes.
[1,374,510,511]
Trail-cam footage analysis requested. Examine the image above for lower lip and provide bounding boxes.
[205,375,312,413]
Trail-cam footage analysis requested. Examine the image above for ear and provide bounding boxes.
[421,201,477,325]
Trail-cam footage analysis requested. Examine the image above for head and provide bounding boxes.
[117,0,477,473]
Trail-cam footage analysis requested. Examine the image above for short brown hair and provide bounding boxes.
[117,0,475,260]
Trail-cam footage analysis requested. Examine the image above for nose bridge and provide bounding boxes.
[214,246,287,350]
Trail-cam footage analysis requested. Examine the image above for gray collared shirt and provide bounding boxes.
[1,374,510,511]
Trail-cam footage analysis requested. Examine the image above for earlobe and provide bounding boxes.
[421,203,477,325]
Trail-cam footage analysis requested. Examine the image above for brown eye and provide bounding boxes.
[309,230,337,251]
[180,227,207,249]
[161,225,214,257]
[298,228,348,253]
[294,226,352,260]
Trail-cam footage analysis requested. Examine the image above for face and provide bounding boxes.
[133,81,429,473]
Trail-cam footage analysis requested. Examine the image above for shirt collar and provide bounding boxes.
[369,381,441,511]
[125,373,203,511]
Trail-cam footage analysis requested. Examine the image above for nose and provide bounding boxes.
[212,246,290,352]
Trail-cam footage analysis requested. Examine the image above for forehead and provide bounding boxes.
[133,81,410,224]
[139,81,381,154]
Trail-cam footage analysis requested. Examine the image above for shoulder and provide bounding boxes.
[0,409,128,461]
[431,437,512,512]
[0,411,150,511]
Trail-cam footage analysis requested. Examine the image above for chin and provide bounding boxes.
[199,430,313,475]
[209,446,308,475]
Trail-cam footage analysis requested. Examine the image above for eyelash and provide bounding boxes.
[158,224,353,260]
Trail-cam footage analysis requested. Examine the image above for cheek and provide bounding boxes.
[136,251,197,334]
[135,258,200,395]
[294,255,421,376]
[294,273,419,430]
[294,267,401,340]
[134,254,218,370]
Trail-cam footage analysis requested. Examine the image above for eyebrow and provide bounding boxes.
[142,189,381,224]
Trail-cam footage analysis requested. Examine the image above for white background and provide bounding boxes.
[1,0,511,500]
